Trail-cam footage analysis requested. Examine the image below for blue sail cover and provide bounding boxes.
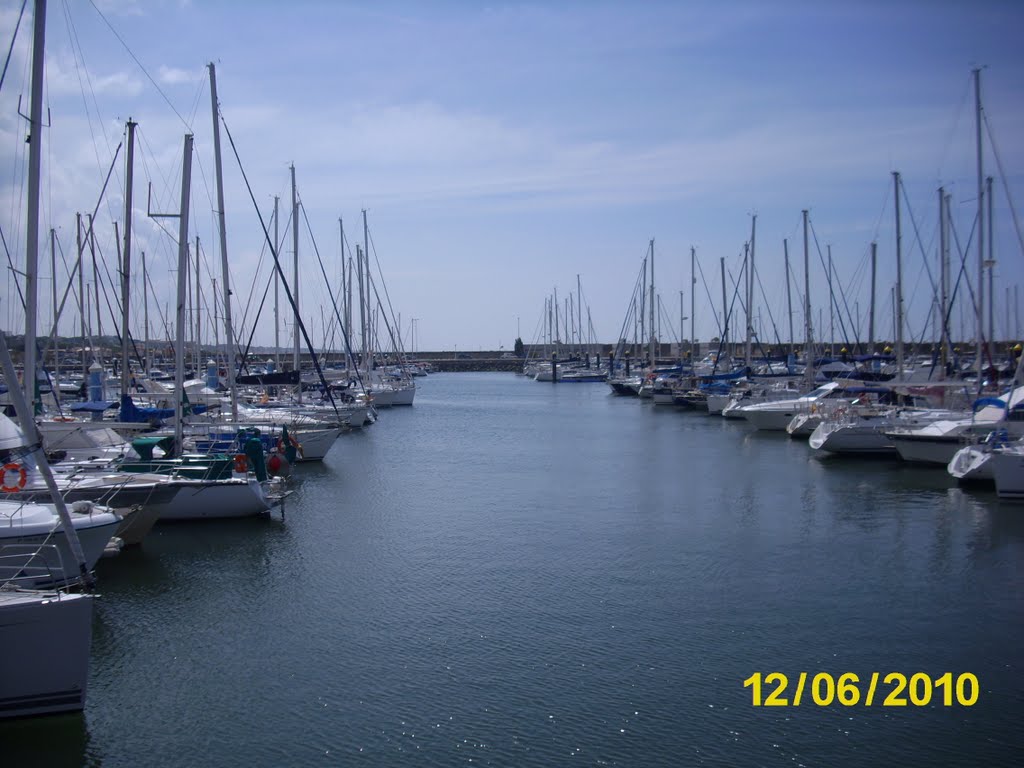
[119,394,210,423]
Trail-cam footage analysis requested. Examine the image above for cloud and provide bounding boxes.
[157,65,201,86]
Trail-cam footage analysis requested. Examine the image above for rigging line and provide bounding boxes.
[41,141,122,341]
[808,219,854,349]
[898,175,940,302]
[219,113,338,416]
[86,0,191,130]
[948,213,991,369]
[753,264,782,349]
[60,0,119,201]
[0,0,26,95]
[0,224,25,310]
[984,113,1024,259]
[299,202,366,390]
[365,226,409,360]
[235,213,274,346]
[694,255,723,337]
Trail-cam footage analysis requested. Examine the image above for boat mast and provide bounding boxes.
[77,214,87,376]
[869,241,877,351]
[273,195,280,369]
[119,119,136,400]
[577,274,582,362]
[803,209,813,390]
[746,215,756,369]
[143,250,150,375]
[690,246,696,361]
[208,63,238,420]
[719,256,727,355]
[939,187,948,378]
[50,228,59,405]
[21,0,46,411]
[893,171,905,380]
[784,238,793,353]
[173,134,194,454]
[194,235,201,371]
[291,164,301,402]
[987,175,995,348]
[974,67,984,388]
[357,244,367,377]
[649,238,655,368]
[362,209,371,379]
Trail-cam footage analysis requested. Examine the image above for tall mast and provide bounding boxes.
[893,171,905,379]
[273,196,280,368]
[649,238,655,367]
[939,188,949,377]
[577,273,582,361]
[719,256,727,354]
[194,235,201,371]
[50,228,59,405]
[143,250,150,374]
[744,242,752,367]
[747,215,756,367]
[290,164,301,399]
[208,62,238,420]
[987,175,995,348]
[803,209,813,390]
[340,217,353,372]
[827,244,834,357]
[784,239,793,351]
[119,118,136,399]
[869,241,877,351]
[974,67,984,387]
[690,246,696,360]
[22,0,46,410]
[77,213,86,376]
[357,244,367,376]
[89,215,101,365]
[362,209,371,377]
[173,134,194,454]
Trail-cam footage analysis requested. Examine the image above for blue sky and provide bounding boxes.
[2,0,1023,354]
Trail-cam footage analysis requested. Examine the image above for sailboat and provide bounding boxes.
[1,1,101,716]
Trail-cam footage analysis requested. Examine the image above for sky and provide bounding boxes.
[1,0,1023,355]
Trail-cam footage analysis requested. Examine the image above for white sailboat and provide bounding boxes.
[1,4,101,707]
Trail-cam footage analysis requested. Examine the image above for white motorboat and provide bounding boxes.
[737,382,847,431]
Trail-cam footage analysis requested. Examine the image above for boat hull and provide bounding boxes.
[0,591,93,718]
[155,478,270,521]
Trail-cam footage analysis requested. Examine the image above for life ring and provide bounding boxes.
[233,454,249,473]
[276,434,304,458]
[53,416,76,422]
[1,462,28,492]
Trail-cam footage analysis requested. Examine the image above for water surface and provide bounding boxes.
[4,372,1022,766]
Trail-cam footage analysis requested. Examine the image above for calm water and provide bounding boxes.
[4,373,1023,766]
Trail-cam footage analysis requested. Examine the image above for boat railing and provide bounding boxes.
[0,542,73,589]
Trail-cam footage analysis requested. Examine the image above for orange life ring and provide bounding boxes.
[1,462,27,492]
[53,416,76,422]
[233,454,248,473]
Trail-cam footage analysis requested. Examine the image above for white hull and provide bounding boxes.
[809,421,895,454]
[741,406,807,431]
[889,436,962,465]
[370,384,415,406]
[991,448,1024,499]
[0,590,93,718]
[155,478,270,521]
[785,413,821,437]
[947,444,996,483]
